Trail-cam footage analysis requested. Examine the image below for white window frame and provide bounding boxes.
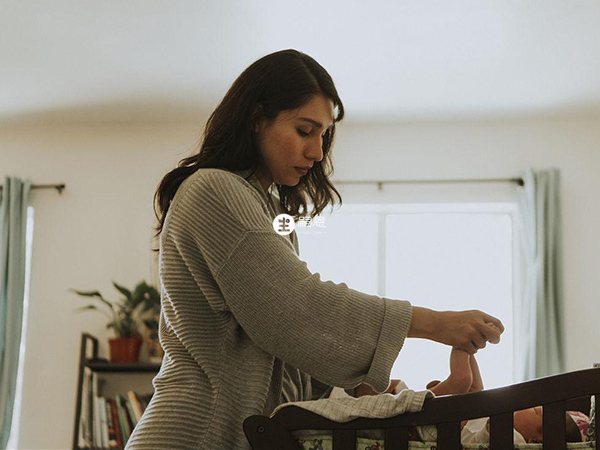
[335,201,521,382]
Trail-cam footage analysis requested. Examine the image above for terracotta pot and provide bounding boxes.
[109,336,142,363]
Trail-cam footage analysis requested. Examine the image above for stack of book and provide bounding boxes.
[78,367,153,449]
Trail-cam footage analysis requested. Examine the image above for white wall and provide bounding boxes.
[1,122,203,449]
[1,114,599,449]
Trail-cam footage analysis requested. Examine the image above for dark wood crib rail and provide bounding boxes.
[244,367,600,450]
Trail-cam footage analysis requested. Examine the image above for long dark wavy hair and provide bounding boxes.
[152,49,345,251]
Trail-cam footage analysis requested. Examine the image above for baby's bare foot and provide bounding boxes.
[486,322,501,344]
[426,380,441,390]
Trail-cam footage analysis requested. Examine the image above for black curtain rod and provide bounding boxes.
[335,177,524,191]
[0,178,523,195]
[0,183,66,194]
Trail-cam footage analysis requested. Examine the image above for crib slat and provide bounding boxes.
[437,421,461,450]
[333,429,356,450]
[385,426,409,450]
[489,412,513,449]
[543,401,566,450]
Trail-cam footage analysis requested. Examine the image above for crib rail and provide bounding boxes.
[244,367,600,450]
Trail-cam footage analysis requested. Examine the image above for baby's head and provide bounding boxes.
[513,406,582,443]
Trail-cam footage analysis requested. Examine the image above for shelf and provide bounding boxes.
[85,361,161,373]
[74,333,161,450]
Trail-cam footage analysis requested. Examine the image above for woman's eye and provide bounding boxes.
[297,129,310,137]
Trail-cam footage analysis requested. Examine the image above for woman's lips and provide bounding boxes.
[295,167,308,175]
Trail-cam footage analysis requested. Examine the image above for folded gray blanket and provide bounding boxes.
[271,387,438,441]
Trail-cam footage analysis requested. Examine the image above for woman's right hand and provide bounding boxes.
[408,306,504,354]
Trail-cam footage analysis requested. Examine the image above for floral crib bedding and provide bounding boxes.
[292,429,595,450]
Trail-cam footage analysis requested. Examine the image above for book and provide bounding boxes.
[124,396,138,428]
[99,397,110,449]
[127,391,144,422]
[109,398,124,449]
[105,398,119,449]
[122,398,133,436]
[115,395,129,446]
[93,396,102,448]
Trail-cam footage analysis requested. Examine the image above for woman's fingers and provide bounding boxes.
[463,341,478,354]
[458,314,501,354]
[411,308,505,353]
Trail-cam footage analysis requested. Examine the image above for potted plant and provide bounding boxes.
[141,295,164,363]
[71,280,160,363]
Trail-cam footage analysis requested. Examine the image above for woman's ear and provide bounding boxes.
[252,104,264,133]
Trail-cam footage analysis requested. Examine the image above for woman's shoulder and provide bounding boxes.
[175,168,260,204]
[166,168,265,225]
[180,167,249,191]
[161,167,273,242]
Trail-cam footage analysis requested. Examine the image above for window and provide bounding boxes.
[297,202,516,390]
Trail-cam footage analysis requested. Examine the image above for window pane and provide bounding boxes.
[297,212,379,296]
[386,213,513,389]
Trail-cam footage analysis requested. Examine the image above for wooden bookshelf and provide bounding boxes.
[72,333,160,450]
[86,362,160,373]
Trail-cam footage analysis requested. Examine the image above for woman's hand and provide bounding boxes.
[355,379,402,397]
[408,306,504,354]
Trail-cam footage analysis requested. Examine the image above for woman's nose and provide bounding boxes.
[306,138,324,162]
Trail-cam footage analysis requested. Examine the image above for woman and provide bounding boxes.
[126,49,504,449]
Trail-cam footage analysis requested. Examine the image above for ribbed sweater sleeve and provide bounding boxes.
[168,169,412,392]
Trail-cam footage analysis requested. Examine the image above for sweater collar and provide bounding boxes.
[230,168,299,255]
[231,168,277,213]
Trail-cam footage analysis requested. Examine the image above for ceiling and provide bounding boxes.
[2,0,600,124]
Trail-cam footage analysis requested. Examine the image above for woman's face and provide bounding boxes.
[253,94,334,192]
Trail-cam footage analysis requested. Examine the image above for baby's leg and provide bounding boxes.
[469,354,484,392]
[427,348,473,396]
[466,323,497,392]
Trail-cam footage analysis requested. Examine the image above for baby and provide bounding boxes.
[426,347,582,444]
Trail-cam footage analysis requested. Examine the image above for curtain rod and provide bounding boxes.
[0,183,66,194]
[0,177,523,195]
[335,177,524,191]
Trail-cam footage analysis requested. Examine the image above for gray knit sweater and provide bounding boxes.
[125,168,413,449]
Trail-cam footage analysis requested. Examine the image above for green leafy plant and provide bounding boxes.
[71,280,160,338]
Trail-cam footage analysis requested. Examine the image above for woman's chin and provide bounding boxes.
[278,175,301,186]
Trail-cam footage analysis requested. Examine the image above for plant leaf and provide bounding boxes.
[112,281,132,301]
[75,304,97,312]
[70,288,115,314]
[70,289,104,299]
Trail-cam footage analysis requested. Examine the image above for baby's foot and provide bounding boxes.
[486,323,501,344]
[426,380,441,390]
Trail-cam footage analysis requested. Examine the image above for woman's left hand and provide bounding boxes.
[355,379,401,397]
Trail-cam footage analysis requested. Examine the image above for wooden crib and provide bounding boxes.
[244,367,599,450]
